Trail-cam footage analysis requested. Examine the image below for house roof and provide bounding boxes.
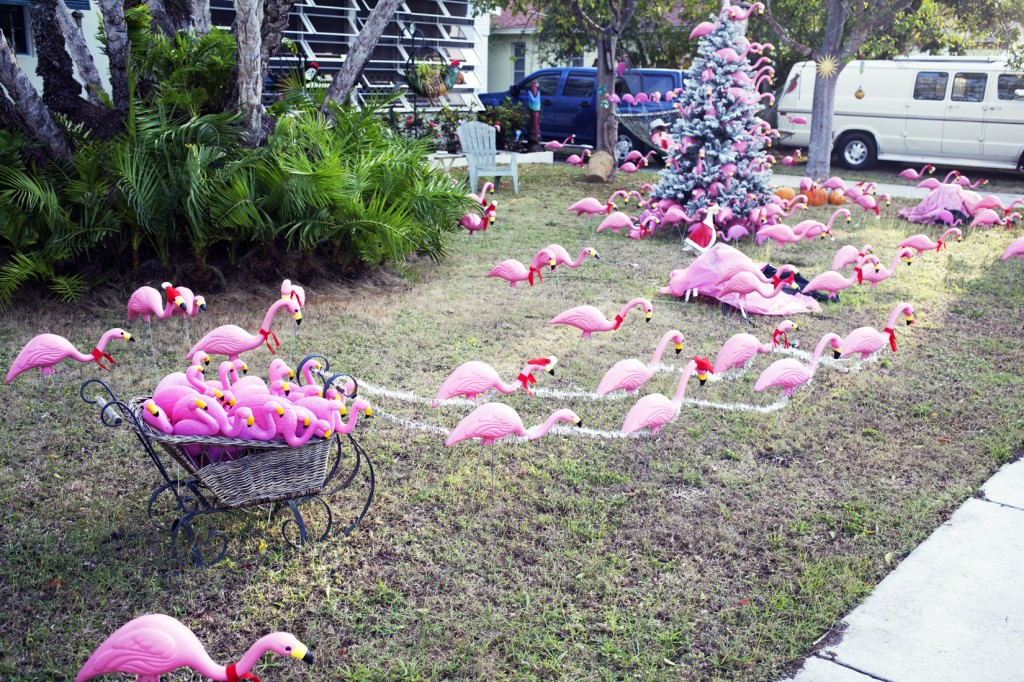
[491,9,540,31]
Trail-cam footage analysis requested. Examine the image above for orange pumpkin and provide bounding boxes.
[775,187,797,201]
[828,190,845,205]
[806,187,828,207]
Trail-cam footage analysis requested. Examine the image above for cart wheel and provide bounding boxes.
[295,354,330,387]
[169,510,229,568]
[281,496,334,548]
[147,480,211,532]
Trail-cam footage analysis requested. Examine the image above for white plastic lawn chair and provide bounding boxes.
[457,121,519,195]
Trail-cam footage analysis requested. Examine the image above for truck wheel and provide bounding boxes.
[616,134,634,164]
[838,133,877,171]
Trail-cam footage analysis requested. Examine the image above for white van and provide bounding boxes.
[775,57,1024,172]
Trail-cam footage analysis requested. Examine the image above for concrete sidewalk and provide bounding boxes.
[772,173,1021,207]
[781,459,1024,682]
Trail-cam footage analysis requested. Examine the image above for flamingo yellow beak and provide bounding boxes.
[697,372,708,385]
[288,369,295,378]
[196,398,208,410]
[197,365,206,373]
[549,258,556,269]
[147,402,159,416]
[290,643,313,664]
[240,363,248,374]
[197,297,207,311]
[574,417,583,427]
[906,314,915,326]
[956,235,963,242]
[303,417,311,427]
[792,323,799,331]
[645,311,652,322]
[246,415,254,427]
[322,429,333,439]
[339,404,347,416]
[175,297,187,311]
[674,343,684,354]
[281,382,291,396]
[364,406,373,417]
[832,345,843,359]
[203,355,210,365]
[294,311,302,324]
[276,405,286,416]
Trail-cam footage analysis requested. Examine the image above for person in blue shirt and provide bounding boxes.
[526,81,541,150]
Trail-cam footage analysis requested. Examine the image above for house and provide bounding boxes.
[3,0,108,94]
[487,7,595,93]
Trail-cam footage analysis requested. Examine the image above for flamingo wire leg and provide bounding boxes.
[54,369,71,422]
[147,320,158,371]
[489,442,495,496]
[181,316,192,349]
[35,372,43,439]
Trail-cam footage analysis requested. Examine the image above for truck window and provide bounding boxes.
[524,74,560,96]
[913,72,948,100]
[640,74,675,94]
[951,73,987,102]
[997,74,1024,100]
[563,75,595,97]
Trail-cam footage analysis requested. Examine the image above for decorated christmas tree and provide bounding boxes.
[653,7,776,234]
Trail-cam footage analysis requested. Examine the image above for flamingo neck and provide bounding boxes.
[94,329,120,352]
[260,299,293,337]
[616,298,648,324]
[827,211,846,228]
[90,347,115,370]
[940,228,959,243]
[572,249,590,267]
[809,334,839,368]
[218,364,234,390]
[526,410,573,439]
[648,331,678,367]
[885,304,910,330]
[187,367,207,391]
[672,362,698,404]
[887,254,903,273]
[943,171,959,183]
[235,635,282,677]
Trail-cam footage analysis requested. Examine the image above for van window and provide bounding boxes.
[913,72,948,100]
[951,73,986,102]
[997,74,1024,100]
[563,75,595,97]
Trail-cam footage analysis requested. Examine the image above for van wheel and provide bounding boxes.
[616,134,634,164]
[838,133,877,170]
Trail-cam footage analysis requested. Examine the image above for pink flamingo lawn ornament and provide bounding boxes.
[621,357,712,470]
[433,357,558,407]
[538,244,600,272]
[712,320,798,374]
[718,272,796,320]
[487,258,544,287]
[169,286,207,349]
[596,329,684,396]
[566,149,592,167]
[832,244,873,271]
[852,192,891,216]
[469,181,494,205]
[801,268,862,302]
[544,135,575,151]
[899,228,963,255]
[596,211,639,234]
[754,333,843,397]
[1003,236,1024,260]
[186,297,302,362]
[76,613,312,682]
[7,328,134,424]
[969,209,1021,229]
[779,149,803,166]
[898,164,935,181]
[568,197,616,218]
[127,282,187,365]
[689,20,716,40]
[859,248,915,288]
[841,302,915,359]
[444,402,582,493]
[618,161,643,175]
[7,328,133,384]
[917,170,961,190]
[549,298,653,338]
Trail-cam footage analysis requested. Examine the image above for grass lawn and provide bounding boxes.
[1,163,1023,681]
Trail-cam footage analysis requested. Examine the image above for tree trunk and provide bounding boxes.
[805,1,847,181]
[595,35,617,179]
[0,31,71,160]
[321,0,404,110]
[96,0,130,118]
[55,0,106,106]
[260,0,299,81]
[145,0,177,35]
[192,0,212,34]
[0,90,22,132]
[31,0,84,109]
[233,0,264,145]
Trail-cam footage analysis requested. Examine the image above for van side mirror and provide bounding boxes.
[510,84,520,96]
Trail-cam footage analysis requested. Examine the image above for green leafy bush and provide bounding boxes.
[477,97,528,150]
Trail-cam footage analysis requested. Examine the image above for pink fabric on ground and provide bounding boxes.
[897,185,969,224]
[659,244,823,316]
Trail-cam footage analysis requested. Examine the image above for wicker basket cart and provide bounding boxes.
[80,354,375,567]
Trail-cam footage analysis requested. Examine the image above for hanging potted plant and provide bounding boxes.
[405,56,461,99]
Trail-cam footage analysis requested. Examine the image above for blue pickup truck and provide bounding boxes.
[478,67,683,161]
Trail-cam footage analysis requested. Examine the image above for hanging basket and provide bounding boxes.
[405,59,461,99]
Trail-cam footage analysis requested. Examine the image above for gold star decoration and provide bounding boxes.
[816,55,838,79]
